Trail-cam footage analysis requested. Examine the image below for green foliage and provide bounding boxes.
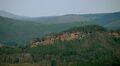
[0,25,120,66]
[26,34,120,65]
[64,25,106,33]
[0,46,22,55]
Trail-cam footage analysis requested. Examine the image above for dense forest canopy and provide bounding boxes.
[0,25,120,66]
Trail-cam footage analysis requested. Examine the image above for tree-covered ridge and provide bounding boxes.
[29,25,119,47]
[63,25,106,33]
[0,25,120,66]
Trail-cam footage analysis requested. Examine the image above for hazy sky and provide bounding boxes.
[0,0,120,17]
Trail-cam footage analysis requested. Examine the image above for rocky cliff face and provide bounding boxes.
[30,31,89,47]
[29,31,120,48]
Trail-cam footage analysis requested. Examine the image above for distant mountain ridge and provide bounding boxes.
[27,11,120,25]
[0,10,31,20]
[0,10,120,25]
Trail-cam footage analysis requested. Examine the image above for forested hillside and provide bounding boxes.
[0,25,120,66]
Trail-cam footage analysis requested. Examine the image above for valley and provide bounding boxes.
[0,11,120,45]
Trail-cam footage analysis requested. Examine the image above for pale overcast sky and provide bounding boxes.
[0,0,120,17]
